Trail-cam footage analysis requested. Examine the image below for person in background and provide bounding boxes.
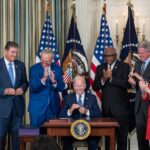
[93,47,130,150]
[59,75,102,150]
[28,49,65,127]
[0,41,28,150]
[139,80,150,140]
[128,40,150,150]
[31,135,61,150]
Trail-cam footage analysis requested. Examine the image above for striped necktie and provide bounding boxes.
[78,95,82,106]
[8,63,15,86]
[141,62,146,75]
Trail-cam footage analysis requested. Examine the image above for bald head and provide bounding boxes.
[104,47,117,55]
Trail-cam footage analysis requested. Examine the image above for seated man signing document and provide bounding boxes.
[59,75,102,150]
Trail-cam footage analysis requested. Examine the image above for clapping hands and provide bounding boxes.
[102,68,112,82]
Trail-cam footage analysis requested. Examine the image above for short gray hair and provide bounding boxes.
[138,40,150,52]
[73,75,86,86]
[41,49,54,56]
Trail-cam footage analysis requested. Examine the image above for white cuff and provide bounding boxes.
[52,82,57,87]
[41,79,46,85]
[86,109,90,116]
[67,109,72,116]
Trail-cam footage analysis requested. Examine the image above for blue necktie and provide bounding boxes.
[141,62,146,75]
[8,63,15,86]
[78,96,82,106]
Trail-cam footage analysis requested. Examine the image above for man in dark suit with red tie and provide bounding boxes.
[0,41,28,150]
[59,75,102,150]
[129,40,150,150]
[93,47,130,150]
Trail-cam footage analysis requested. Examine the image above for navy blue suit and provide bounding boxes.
[0,58,28,150]
[59,92,102,150]
[28,62,65,127]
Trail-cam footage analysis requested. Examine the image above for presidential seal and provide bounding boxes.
[71,119,91,140]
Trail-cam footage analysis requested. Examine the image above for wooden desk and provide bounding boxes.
[19,127,39,150]
[42,118,119,150]
[19,136,37,150]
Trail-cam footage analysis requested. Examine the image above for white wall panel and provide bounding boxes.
[73,0,150,63]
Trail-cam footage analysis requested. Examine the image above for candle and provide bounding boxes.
[123,12,126,28]
[116,20,119,35]
[135,13,138,27]
[142,21,145,35]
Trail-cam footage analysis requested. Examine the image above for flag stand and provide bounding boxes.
[128,137,131,150]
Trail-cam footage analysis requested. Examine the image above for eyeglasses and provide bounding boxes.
[41,60,52,65]
[104,54,115,58]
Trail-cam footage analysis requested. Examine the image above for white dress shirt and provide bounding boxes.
[4,58,16,82]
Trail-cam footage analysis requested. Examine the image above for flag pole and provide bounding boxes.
[64,0,76,92]
[44,0,51,48]
[127,1,134,55]
[126,2,134,150]
[124,2,132,64]
[45,0,50,15]
[71,0,78,78]
[103,0,106,15]
[103,0,107,48]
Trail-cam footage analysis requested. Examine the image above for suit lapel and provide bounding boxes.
[51,63,56,75]
[83,93,89,107]
[143,61,150,77]
[137,61,142,75]
[73,93,78,104]
[103,63,107,70]
[14,61,19,87]
[1,58,13,87]
[112,60,119,75]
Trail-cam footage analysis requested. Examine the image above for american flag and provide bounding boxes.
[36,12,60,66]
[36,12,62,107]
[63,70,72,83]
[90,13,113,102]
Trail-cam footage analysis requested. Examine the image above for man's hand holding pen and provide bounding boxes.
[69,104,88,115]
[69,104,80,114]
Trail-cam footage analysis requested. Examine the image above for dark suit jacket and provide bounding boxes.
[92,60,130,117]
[59,92,102,119]
[134,60,150,115]
[0,58,28,118]
[28,63,65,117]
